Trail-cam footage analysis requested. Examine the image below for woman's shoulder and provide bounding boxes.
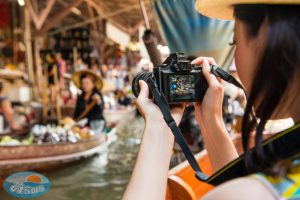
[202,177,276,200]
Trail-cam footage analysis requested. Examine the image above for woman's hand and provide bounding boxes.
[191,57,238,172]
[92,94,101,105]
[191,57,224,128]
[136,80,185,126]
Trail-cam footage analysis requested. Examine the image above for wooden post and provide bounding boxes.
[12,2,18,65]
[42,67,48,122]
[24,6,37,100]
[73,47,78,72]
[53,67,62,122]
[34,36,43,101]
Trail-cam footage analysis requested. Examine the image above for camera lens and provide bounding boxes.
[132,72,152,97]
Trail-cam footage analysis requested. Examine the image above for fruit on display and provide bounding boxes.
[0,134,34,146]
[0,124,95,146]
[31,124,94,144]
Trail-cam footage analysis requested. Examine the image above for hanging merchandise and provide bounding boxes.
[0,1,9,29]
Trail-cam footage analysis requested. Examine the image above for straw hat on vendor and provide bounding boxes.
[72,70,105,130]
[72,70,103,91]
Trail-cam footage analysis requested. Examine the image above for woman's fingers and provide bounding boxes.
[191,57,217,65]
[192,56,222,86]
[138,80,149,99]
[202,59,222,89]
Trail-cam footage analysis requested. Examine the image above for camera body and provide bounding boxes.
[132,53,208,103]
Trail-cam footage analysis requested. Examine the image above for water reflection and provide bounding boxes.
[0,117,144,200]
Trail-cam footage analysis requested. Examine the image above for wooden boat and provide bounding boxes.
[0,128,117,176]
[166,133,274,200]
[167,149,213,200]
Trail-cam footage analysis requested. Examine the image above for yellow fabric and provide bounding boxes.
[195,0,300,20]
[253,159,300,199]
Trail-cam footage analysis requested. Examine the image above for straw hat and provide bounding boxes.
[196,0,300,20]
[72,70,103,90]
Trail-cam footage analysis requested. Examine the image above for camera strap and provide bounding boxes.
[144,67,247,182]
[146,77,210,181]
[210,65,244,90]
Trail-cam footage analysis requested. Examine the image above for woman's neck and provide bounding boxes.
[291,107,300,124]
[84,91,92,99]
[288,74,300,124]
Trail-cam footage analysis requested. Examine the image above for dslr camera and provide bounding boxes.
[132,53,208,103]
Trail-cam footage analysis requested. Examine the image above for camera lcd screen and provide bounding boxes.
[168,74,197,102]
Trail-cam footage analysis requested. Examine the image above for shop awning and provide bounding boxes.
[153,0,235,68]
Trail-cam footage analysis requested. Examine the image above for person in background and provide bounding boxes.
[55,52,66,88]
[46,52,59,106]
[75,57,87,71]
[0,82,22,131]
[72,70,105,133]
[101,64,108,78]
[90,63,101,77]
[116,90,132,107]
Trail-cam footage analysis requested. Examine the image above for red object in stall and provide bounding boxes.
[0,1,9,29]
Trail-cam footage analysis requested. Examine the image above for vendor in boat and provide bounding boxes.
[46,52,60,106]
[72,70,105,133]
[0,82,22,131]
[123,1,300,200]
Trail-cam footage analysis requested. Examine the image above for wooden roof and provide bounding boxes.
[27,0,158,40]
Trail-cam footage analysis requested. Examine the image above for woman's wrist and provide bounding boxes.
[144,120,173,138]
[199,114,228,137]
[143,121,174,156]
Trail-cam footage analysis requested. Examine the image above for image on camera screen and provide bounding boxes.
[168,75,196,101]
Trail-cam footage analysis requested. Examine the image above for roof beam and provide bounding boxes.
[26,0,56,30]
[47,4,140,36]
[84,0,130,33]
[57,0,88,21]
[128,11,153,36]
[31,0,39,13]
[38,0,84,34]
[86,2,98,31]
[26,0,40,29]
[36,0,56,30]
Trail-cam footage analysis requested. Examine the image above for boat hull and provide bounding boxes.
[0,128,117,176]
[166,133,274,200]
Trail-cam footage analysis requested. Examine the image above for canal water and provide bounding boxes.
[0,117,144,200]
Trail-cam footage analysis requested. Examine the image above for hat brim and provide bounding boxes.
[72,70,103,91]
[196,0,300,20]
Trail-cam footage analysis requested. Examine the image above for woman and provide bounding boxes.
[0,82,22,131]
[73,70,105,133]
[123,1,300,200]
[46,52,60,106]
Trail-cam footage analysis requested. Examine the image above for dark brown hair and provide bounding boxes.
[234,5,300,175]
